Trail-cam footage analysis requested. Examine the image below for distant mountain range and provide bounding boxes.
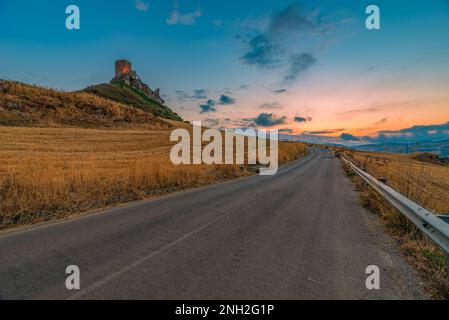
[280,133,449,158]
[350,140,449,158]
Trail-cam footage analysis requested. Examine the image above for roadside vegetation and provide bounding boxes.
[338,149,449,298]
[0,126,307,231]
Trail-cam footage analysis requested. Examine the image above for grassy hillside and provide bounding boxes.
[84,81,182,121]
[0,80,173,129]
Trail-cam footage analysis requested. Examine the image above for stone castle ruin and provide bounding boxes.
[111,59,164,105]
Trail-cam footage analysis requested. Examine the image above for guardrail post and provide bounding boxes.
[447,254,449,278]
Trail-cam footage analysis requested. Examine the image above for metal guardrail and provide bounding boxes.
[341,156,449,277]
[438,215,449,225]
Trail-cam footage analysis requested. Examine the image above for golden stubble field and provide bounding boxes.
[346,151,449,213]
[0,126,307,230]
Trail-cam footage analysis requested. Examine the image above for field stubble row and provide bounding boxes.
[0,126,307,230]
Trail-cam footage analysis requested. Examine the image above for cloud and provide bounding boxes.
[239,3,330,82]
[336,100,420,120]
[175,89,208,101]
[294,116,312,123]
[232,118,257,129]
[368,122,449,143]
[199,104,216,113]
[259,102,283,110]
[241,34,283,68]
[336,107,380,119]
[195,94,235,113]
[199,99,217,113]
[374,117,388,125]
[219,95,236,105]
[166,3,202,25]
[203,118,220,128]
[340,133,360,141]
[273,88,287,94]
[134,0,149,12]
[304,129,345,135]
[253,113,286,127]
[284,53,316,82]
[174,90,190,101]
[279,128,294,133]
[193,89,207,99]
[222,88,233,95]
[270,4,317,33]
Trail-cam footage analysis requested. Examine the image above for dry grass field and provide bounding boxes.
[341,149,449,298]
[0,126,307,231]
[345,151,449,213]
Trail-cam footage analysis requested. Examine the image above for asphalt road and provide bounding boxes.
[0,149,428,299]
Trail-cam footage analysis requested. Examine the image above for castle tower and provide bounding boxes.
[111,59,165,104]
[115,59,132,78]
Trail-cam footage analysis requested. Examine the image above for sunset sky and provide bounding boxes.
[1,0,449,144]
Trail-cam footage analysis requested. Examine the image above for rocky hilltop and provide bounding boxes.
[84,59,182,121]
[0,59,183,127]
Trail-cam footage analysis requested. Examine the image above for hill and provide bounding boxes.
[84,81,182,121]
[352,140,449,158]
[0,79,173,129]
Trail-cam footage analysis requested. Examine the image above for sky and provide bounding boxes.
[1,0,449,144]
